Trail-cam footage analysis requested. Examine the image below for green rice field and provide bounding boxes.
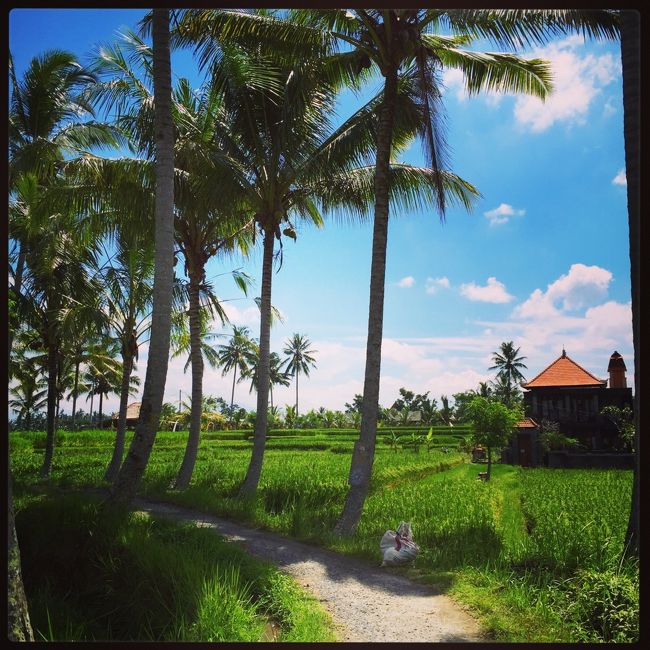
[10,428,638,643]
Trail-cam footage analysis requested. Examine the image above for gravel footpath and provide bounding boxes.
[132,497,486,643]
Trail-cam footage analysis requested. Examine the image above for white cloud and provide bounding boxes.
[612,169,627,186]
[442,68,468,102]
[425,276,450,294]
[460,277,514,303]
[513,263,612,318]
[514,35,620,132]
[396,275,416,288]
[483,203,526,226]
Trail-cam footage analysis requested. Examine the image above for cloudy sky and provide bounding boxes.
[10,9,633,417]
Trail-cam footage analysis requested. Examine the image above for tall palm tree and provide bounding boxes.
[172,10,480,497]
[290,10,552,536]
[110,9,176,504]
[620,9,639,556]
[8,50,121,357]
[282,333,317,419]
[16,203,106,477]
[216,325,257,423]
[488,341,527,407]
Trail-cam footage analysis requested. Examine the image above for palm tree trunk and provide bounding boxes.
[621,9,639,557]
[40,340,58,478]
[8,249,26,360]
[230,364,237,425]
[109,9,175,505]
[240,227,274,495]
[104,350,134,482]
[335,68,398,536]
[89,386,94,428]
[486,446,492,481]
[295,370,299,423]
[71,359,80,431]
[7,474,34,641]
[98,391,104,430]
[174,270,204,489]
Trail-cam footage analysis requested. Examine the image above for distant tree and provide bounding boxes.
[216,325,257,424]
[467,396,521,480]
[489,341,527,407]
[345,394,364,414]
[438,395,455,426]
[282,333,317,420]
[451,390,478,424]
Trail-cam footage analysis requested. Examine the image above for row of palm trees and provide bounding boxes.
[10,9,632,540]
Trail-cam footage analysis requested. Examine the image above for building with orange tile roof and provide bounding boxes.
[503,350,633,467]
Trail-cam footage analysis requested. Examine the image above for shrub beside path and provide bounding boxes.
[132,497,486,642]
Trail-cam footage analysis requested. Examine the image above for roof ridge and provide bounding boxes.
[521,353,606,388]
[562,354,605,384]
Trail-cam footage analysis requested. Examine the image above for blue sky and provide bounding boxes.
[10,9,634,416]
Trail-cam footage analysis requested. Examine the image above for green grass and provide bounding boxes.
[10,428,638,642]
[15,494,336,642]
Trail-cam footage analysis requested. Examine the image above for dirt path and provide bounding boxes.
[132,497,486,643]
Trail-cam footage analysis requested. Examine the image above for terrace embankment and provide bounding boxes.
[132,497,486,643]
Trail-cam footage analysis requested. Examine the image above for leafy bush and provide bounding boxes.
[565,567,639,642]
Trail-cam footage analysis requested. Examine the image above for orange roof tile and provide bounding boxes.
[522,351,606,389]
[516,418,538,429]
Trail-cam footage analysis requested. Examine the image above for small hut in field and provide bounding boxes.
[110,402,141,428]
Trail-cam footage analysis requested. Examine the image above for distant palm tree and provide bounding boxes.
[282,333,317,420]
[438,395,455,426]
[9,358,47,431]
[216,325,257,423]
[242,351,291,411]
[489,341,527,407]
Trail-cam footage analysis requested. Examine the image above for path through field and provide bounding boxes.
[132,497,486,643]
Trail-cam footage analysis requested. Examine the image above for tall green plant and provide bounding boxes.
[282,334,317,419]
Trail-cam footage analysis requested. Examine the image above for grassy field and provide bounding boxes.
[10,428,638,642]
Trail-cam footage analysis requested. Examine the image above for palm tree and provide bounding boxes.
[438,395,455,426]
[101,232,154,480]
[8,50,120,358]
[110,9,175,504]
[282,334,317,419]
[297,9,554,536]
[82,336,124,429]
[242,351,291,411]
[16,202,106,477]
[216,325,257,423]
[620,9,639,556]
[9,358,47,431]
[488,341,527,407]
[173,11,480,497]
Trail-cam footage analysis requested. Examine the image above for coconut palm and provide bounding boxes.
[216,325,257,423]
[8,50,121,357]
[101,233,154,479]
[282,334,317,420]
[9,359,47,431]
[176,28,478,497]
[15,199,106,477]
[242,351,291,411]
[488,341,527,408]
[110,9,176,504]
[281,9,556,535]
